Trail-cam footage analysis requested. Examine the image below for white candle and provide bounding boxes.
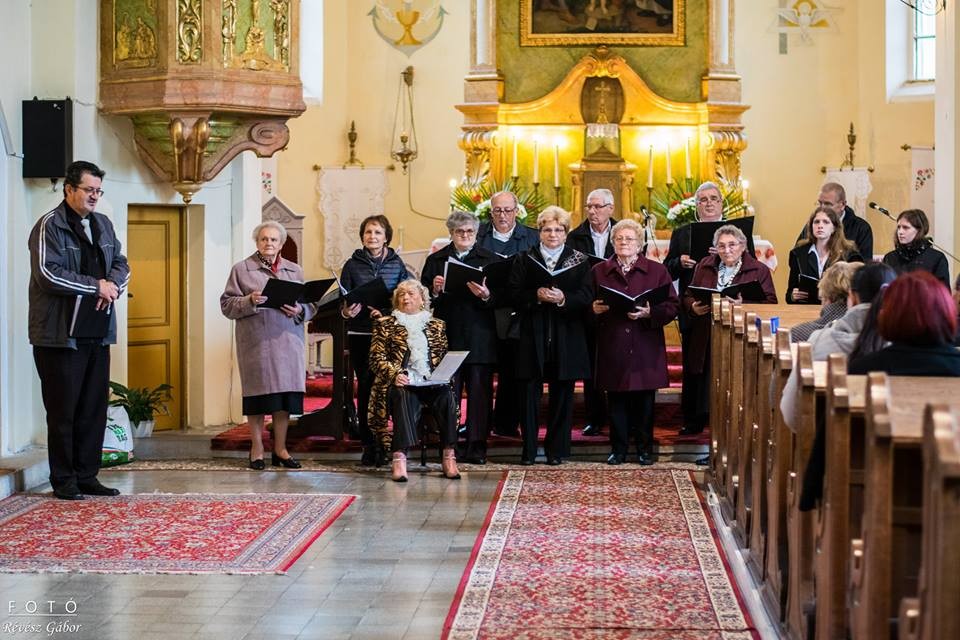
[647,145,654,189]
[665,142,672,184]
[512,136,518,178]
[533,140,539,184]
[553,145,560,188]
[685,137,692,179]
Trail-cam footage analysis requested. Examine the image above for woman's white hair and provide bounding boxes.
[252,220,287,245]
[392,278,431,312]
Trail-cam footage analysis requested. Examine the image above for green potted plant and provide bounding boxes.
[108,381,173,437]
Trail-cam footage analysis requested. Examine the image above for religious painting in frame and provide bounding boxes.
[519,0,685,47]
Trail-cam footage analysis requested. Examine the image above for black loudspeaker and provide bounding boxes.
[22,98,73,179]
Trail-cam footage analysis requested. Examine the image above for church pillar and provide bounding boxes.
[935,4,958,263]
[703,0,748,181]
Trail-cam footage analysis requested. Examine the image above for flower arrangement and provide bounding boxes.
[651,176,751,230]
[449,175,548,225]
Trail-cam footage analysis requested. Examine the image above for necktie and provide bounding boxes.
[80,218,93,244]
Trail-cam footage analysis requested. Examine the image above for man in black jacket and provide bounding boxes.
[28,161,130,500]
[796,182,874,260]
[477,191,538,438]
[566,188,617,437]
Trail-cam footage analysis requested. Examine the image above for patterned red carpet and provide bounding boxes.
[443,470,758,639]
[0,493,354,574]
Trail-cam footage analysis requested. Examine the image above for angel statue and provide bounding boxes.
[777,0,835,44]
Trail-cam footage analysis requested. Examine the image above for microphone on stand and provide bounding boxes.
[869,201,960,266]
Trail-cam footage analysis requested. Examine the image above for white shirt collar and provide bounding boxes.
[539,243,564,262]
[589,221,611,257]
[491,224,515,242]
[807,243,828,276]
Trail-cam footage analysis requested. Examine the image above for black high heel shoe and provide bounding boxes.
[271,453,302,469]
[249,457,265,470]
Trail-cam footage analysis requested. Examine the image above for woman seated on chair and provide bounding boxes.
[368,279,461,482]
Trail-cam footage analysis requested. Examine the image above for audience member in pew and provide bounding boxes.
[509,206,593,465]
[681,225,778,438]
[220,221,318,470]
[591,219,679,465]
[881,209,951,289]
[420,211,498,465]
[787,207,864,304]
[789,261,860,343]
[848,271,960,375]
[368,279,461,482]
[780,262,896,432]
[341,215,410,467]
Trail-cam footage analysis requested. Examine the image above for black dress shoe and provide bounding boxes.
[546,458,562,466]
[695,455,710,466]
[494,428,521,438]
[637,453,655,466]
[581,423,602,437]
[520,458,535,466]
[462,455,486,465]
[358,447,376,467]
[53,488,85,501]
[606,453,625,465]
[272,453,302,469]
[77,481,120,496]
[249,458,266,470]
[678,425,705,436]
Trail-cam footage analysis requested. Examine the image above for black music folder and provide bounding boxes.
[442,259,484,295]
[688,217,756,262]
[797,273,821,300]
[686,280,766,305]
[259,278,336,309]
[69,295,111,339]
[523,254,585,289]
[597,283,673,313]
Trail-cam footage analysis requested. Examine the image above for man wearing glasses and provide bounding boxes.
[795,182,873,260]
[566,189,618,437]
[477,191,538,438]
[28,161,130,500]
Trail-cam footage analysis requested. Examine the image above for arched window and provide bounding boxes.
[885,0,935,101]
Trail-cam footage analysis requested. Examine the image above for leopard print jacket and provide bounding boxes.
[367,315,449,451]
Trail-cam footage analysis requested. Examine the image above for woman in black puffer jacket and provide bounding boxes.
[882,208,950,289]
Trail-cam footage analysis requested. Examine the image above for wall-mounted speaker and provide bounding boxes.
[22,98,72,179]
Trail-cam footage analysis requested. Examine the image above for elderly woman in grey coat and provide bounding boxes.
[221,221,316,470]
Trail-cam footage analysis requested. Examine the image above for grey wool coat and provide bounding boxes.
[220,254,317,398]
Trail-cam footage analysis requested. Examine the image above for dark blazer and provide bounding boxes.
[786,244,863,304]
[797,206,874,260]
[476,221,539,257]
[883,242,951,290]
[682,253,778,374]
[340,247,409,333]
[592,256,679,391]
[848,342,960,376]
[509,245,593,381]
[566,218,616,259]
[663,222,697,331]
[420,243,499,364]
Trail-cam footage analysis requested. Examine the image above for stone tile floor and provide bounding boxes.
[0,468,502,640]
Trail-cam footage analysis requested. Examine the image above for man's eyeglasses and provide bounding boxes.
[585,203,612,210]
[73,186,105,197]
[491,207,516,215]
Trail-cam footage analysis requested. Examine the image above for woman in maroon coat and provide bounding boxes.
[682,224,778,443]
[592,219,679,465]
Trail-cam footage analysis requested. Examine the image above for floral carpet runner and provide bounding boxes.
[443,469,758,639]
[0,493,354,574]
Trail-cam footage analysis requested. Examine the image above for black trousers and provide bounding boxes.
[33,344,110,491]
[680,330,711,429]
[493,340,522,434]
[348,334,375,448]
[582,328,608,428]
[451,363,494,457]
[388,384,458,452]
[608,390,656,456]
[520,372,574,462]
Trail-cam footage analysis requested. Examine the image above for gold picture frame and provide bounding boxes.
[520,0,685,47]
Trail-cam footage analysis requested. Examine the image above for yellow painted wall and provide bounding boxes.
[738,0,934,295]
[278,1,471,279]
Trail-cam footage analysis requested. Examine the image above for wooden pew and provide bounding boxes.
[746,318,777,584]
[849,374,960,640]
[814,355,867,640]
[709,298,734,507]
[732,310,760,548]
[898,404,960,640]
[721,304,748,526]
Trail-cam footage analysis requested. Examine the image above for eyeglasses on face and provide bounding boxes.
[697,195,721,204]
[73,186,105,197]
[540,226,566,234]
[452,228,476,236]
[716,242,742,251]
[585,203,611,210]
[491,207,516,215]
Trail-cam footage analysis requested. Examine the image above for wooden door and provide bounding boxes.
[126,206,184,431]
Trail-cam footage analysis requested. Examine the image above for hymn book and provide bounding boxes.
[259,278,336,310]
[687,280,766,305]
[597,283,673,312]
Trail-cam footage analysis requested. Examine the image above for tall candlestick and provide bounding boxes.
[647,145,654,189]
[685,137,692,179]
[533,140,540,184]
[512,136,518,178]
[665,142,672,185]
[553,145,560,188]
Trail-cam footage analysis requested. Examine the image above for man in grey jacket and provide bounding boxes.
[28,161,130,500]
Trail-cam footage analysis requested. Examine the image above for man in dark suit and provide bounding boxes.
[476,191,538,438]
[795,182,874,260]
[566,188,617,437]
[664,181,723,465]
